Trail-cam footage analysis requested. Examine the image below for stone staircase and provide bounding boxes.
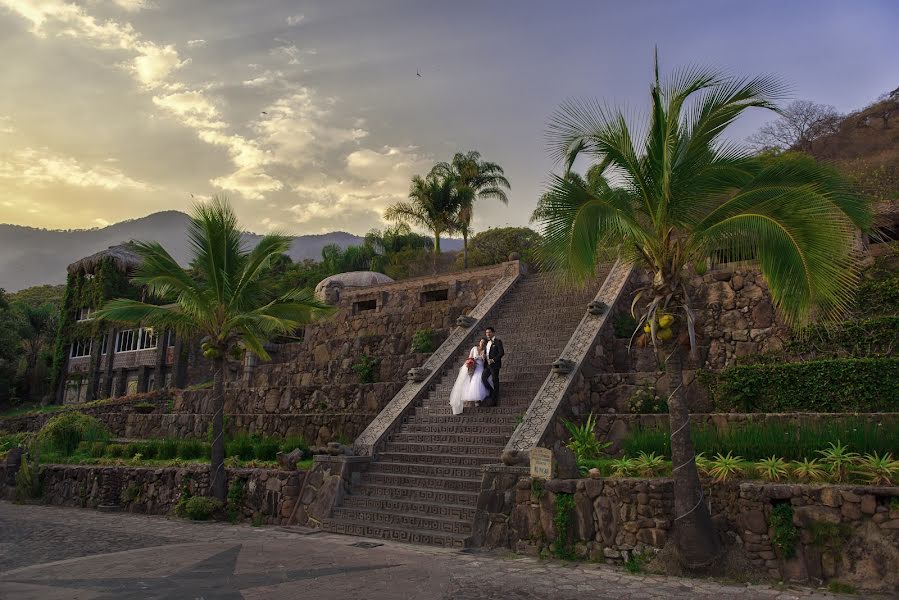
[320,270,606,547]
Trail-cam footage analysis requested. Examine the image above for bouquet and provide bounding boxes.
[464,357,476,374]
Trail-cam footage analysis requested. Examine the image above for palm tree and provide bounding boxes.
[14,302,58,401]
[533,58,870,567]
[385,172,470,265]
[431,151,511,268]
[94,197,330,501]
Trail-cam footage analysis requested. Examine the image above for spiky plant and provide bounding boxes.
[817,441,860,483]
[633,451,667,477]
[93,197,331,501]
[609,457,637,478]
[856,451,899,485]
[792,458,827,482]
[531,53,870,567]
[708,452,744,482]
[756,456,789,482]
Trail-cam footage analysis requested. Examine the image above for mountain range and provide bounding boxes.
[0,211,461,292]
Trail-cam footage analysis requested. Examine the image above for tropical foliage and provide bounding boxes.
[93,197,330,500]
[385,172,471,257]
[531,55,871,567]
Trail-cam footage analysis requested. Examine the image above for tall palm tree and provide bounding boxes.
[94,197,330,501]
[431,151,511,268]
[385,172,470,261]
[533,58,870,567]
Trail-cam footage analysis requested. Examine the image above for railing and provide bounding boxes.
[353,261,523,457]
[503,260,633,455]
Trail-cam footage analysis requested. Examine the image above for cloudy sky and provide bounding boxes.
[1,0,898,236]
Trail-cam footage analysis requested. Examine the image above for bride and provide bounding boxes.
[449,338,492,415]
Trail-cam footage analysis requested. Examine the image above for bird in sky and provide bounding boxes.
[261,111,268,115]
[416,69,421,78]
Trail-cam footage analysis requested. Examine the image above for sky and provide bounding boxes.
[1,0,898,237]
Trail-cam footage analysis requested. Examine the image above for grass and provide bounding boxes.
[622,418,899,462]
[0,402,68,418]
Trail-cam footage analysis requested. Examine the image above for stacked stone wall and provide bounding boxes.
[477,467,899,592]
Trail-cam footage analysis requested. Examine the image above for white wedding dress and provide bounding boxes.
[449,347,492,415]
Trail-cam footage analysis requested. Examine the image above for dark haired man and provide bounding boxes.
[481,326,504,407]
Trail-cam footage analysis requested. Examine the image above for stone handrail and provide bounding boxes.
[353,261,524,456]
[504,260,633,455]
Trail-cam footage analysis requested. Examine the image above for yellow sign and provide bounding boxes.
[530,447,554,480]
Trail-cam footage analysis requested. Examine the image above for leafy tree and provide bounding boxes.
[0,290,22,407]
[93,197,330,501]
[747,99,842,153]
[9,284,66,309]
[431,151,511,268]
[455,227,542,269]
[13,302,58,401]
[364,224,433,278]
[533,57,870,567]
[385,172,469,260]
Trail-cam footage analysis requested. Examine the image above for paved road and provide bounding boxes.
[0,503,855,600]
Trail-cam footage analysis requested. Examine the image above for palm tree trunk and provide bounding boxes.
[209,355,227,501]
[666,347,719,567]
[432,230,441,274]
[463,230,468,269]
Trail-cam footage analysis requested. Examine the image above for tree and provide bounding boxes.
[430,151,511,268]
[384,172,469,264]
[455,227,542,269]
[747,99,843,152]
[364,224,433,277]
[0,290,22,408]
[533,57,870,567]
[13,302,58,401]
[94,197,330,501]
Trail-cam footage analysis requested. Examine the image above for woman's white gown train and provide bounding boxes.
[449,347,492,415]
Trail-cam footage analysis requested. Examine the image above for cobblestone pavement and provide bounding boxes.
[0,503,860,600]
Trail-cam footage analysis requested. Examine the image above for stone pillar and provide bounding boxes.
[101,327,118,399]
[136,365,150,394]
[153,330,167,391]
[172,336,188,388]
[85,332,103,402]
[114,368,128,398]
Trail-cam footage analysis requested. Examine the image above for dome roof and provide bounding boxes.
[314,271,394,301]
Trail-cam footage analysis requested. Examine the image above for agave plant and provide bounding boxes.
[756,456,789,482]
[694,452,712,477]
[563,413,611,464]
[817,441,860,483]
[857,451,899,486]
[633,451,667,477]
[609,457,637,478]
[792,457,827,482]
[708,452,744,482]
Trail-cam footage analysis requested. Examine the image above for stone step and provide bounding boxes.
[340,496,477,522]
[361,472,481,493]
[387,432,511,446]
[367,461,484,479]
[417,406,525,416]
[397,422,516,436]
[319,518,470,548]
[403,414,521,426]
[382,441,504,457]
[375,452,498,468]
[349,483,479,505]
[329,507,473,536]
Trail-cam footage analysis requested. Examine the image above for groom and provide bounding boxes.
[481,326,504,407]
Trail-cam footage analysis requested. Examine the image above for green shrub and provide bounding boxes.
[177,440,207,460]
[778,316,899,360]
[157,439,179,460]
[37,412,110,456]
[351,355,380,384]
[622,418,899,462]
[132,402,156,414]
[856,275,899,317]
[226,479,246,523]
[278,436,310,458]
[563,413,610,466]
[612,314,638,339]
[627,385,668,414]
[254,438,280,461]
[15,452,42,501]
[132,440,159,460]
[769,503,799,558]
[180,496,222,521]
[105,443,128,458]
[706,357,899,413]
[411,329,436,353]
[89,441,107,458]
[226,436,256,461]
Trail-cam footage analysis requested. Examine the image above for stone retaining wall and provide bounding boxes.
[0,392,169,434]
[475,466,899,592]
[0,464,304,525]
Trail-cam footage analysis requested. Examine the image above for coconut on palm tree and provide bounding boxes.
[94,197,331,501]
[431,151,511,268]
[532,58,870,567]
[385,172,471,269]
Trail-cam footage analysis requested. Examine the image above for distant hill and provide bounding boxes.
[0,211,461,292]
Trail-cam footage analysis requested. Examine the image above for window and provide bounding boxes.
[77,307,95,322]
[100,333,109,355]
[70,339,92,358]
[421,289,449,303]
[165,330,176,347]
[115,327,158,353]
[353,299,377,313]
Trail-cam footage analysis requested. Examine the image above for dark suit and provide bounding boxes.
[481,337,504,406]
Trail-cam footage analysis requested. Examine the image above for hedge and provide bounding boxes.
[706,357,899,413]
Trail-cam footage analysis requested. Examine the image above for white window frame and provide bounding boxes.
[115,327,158,353]
[77,307,95,322]
[70,338,92,358]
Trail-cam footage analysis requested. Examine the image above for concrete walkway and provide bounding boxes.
[0,503,855,600]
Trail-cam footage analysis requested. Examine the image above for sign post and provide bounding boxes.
[529,447,554,480]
